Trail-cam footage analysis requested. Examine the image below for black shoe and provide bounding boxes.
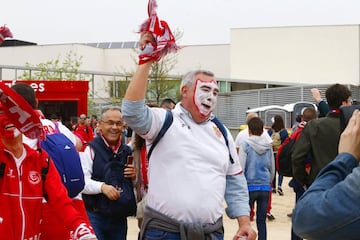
[272,188,276,193]
[267,213,275,221]
[277,187,284,196]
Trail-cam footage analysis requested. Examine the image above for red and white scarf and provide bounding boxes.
[0,83,44,139]
[138,0,180,64]
[0,25,13,44]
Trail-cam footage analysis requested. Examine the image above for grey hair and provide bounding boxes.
[100,106,122,120]
[245,112,259,124]
[180,70,215,93]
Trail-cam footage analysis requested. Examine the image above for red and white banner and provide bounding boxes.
[0,25,13,44]
[0,83,44,139]
[138,0,180,64]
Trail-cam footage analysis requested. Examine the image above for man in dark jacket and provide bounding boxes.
[81,106,136,240]
[292,83,352,187]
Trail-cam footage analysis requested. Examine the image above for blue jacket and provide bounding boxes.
[242,136,275,191]
[292,153,360,240]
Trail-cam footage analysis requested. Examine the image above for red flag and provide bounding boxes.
[0,25,13,45]
[138,0,180,64]
[0,83,44,139]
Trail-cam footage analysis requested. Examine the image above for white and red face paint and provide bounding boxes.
[193,78,219,117]
[0,114,21,139]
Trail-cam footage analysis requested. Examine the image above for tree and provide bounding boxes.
[147,55,181,105]
[17,51,98,116]
[111,30,183,105]
[19,51,85,80]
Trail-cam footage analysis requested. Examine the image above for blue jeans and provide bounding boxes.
[87,210,127,240]
[143,228,224,240]
[272,153,283,189]
[249,191,270,240]
[289,178,305,240]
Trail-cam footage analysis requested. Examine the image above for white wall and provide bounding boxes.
[230,25,360,85]
[1,24,360,102]
[175,44,230,79]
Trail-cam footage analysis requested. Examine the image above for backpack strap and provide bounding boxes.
[211,117,234,164]
[53,121,60,133]
[146,111,234,164]
[147,110,173,160]
[0,162,5,178]
[40,150,50,197]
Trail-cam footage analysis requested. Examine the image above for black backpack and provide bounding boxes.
[276,128,302,177]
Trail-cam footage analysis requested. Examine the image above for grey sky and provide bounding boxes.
[2,0,360,45]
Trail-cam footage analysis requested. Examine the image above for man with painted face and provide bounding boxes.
[121,32,256,240]
[0,103,97,240]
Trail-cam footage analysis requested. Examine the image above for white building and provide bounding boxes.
[1,24,359,127]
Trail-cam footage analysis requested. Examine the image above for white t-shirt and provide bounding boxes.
[143,106,242,224]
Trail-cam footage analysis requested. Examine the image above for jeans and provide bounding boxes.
[143,228,224,240]
[272,154,283,189]
[289,178,305,240]
[249,191,270,240]
[87,210,127,240]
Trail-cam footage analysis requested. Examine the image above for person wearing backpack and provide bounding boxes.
[121,31,256,240]
[0,91,96,239]
[282,107,317,240]
[292,84,352,188]
[11,83,91,240]
[267,115,289,196]
[81,106,137,240]
[292,109,360,240]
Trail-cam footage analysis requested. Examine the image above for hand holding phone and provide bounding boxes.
[127,155,134,165]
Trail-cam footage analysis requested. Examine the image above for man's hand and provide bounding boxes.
[73,223,97,240]
[310,88,322,103]
[124,164,136,179]
[138,0,179,65]
[339,109,360,161]
[233,216,257,240]
[139,32,156,52]
[101,183,120,200]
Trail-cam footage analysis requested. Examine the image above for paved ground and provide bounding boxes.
[126,177,295,239]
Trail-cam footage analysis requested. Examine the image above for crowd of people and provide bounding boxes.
[2,13,360,240]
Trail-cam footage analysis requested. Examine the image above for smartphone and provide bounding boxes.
[127,155,134,165]
[340,105,360,132]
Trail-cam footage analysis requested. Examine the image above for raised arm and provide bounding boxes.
[124,32,155,101]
